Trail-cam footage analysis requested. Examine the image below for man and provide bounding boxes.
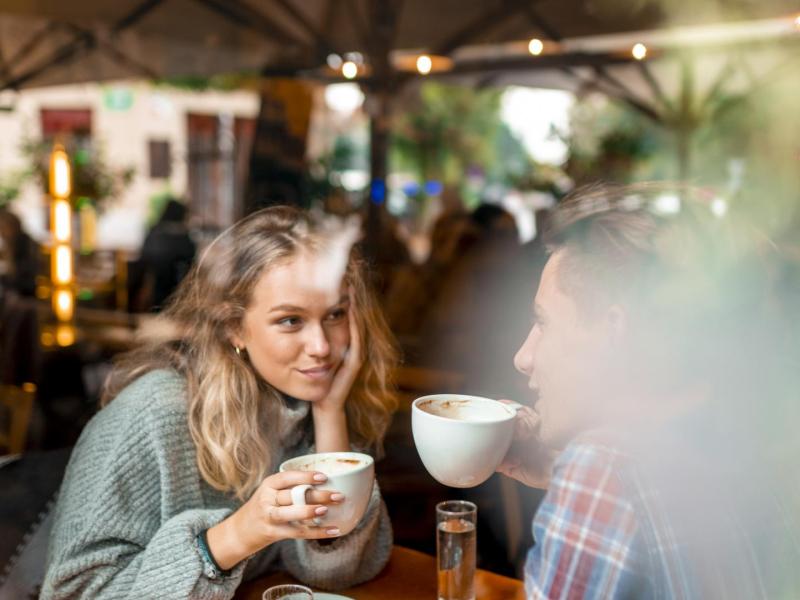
[499,185,800,598]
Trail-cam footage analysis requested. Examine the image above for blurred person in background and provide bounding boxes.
[138,197,196,310]
[499,184,800,598]
[43,206,397,598]
[0,208,39,298]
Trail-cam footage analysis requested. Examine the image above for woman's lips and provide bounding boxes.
[298,365,334,380]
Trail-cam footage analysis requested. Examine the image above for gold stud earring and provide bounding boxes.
[234,346,241,356]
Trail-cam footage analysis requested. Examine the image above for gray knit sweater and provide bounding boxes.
[41,369,392,599]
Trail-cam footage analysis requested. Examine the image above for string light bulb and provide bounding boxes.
[53,245,72,285]
[528,38,544,56]
[53,288,74,321]
[342,61,358,79]
[49,145,71,198]
[416,55,432,75]
[53,199,71,242]
[632,43,647,60]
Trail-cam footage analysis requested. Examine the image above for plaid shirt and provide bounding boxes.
[525,431,800,600]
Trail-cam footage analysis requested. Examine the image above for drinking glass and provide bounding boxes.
[436,500,477,600]
[262,584,314,600]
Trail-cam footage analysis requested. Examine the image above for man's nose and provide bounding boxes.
[514,327,538,376]
[305,324,331,357]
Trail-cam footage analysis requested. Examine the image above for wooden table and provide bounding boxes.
[234,546,525,599]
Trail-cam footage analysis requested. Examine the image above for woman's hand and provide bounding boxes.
[497,402,557,490]
[206,470,344,570]
[312,299,362,452]
[316,300,363,415]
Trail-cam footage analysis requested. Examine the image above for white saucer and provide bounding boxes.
[313,594,353,600]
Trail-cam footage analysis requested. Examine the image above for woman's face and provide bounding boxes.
[232,252,351,402]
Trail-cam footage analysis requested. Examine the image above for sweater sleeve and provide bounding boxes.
[42,372,248,599]
[42,507,246,599]
[280,481,393,591]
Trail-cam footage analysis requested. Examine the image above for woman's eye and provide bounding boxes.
[326,309,347,322]
[277,316,302,328]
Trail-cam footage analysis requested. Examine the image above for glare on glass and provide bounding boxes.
[436,500,477,600]
[262,584,314,600]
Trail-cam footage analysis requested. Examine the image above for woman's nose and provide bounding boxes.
[305,324,331,358]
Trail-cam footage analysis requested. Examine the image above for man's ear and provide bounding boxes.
[606,304,628,347]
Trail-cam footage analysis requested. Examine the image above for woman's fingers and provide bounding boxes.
[269,523,342,540]
[264,470,327,491]
[345,297,363,368]
[275,488,344,507]
[267,503,330,524]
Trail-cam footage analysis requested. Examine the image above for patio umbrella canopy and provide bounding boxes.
[0,0,797,90]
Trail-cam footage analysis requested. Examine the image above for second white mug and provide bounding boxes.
[279,451,374,535]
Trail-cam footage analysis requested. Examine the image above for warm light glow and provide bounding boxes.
[50,147,71,198]
[53,288,74,321]
[416,55,433,75]
[56,323,76,346]
[528,38,544,56]
[795,15,800,29]
[79,204,96,253]
[632,43,648,60]
[53,199,71,242]
[54,245,72,284]
[342,61,358,79]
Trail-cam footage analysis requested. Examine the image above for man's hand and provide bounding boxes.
[497,402,557,489]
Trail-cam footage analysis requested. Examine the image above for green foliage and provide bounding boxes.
[19,136,135,212]
[153,73,258,91]
[0,170,30,207]
[560,94,667,184]
[390,82,505,185]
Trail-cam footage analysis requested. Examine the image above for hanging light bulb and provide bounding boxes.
[342,61,358,79]
[528,38,544,56]
[416,55,432,75]
[632,43,648,60]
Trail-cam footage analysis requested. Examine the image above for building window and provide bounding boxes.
[148,140,171,179]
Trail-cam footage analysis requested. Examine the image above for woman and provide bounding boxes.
[42,207,398,598]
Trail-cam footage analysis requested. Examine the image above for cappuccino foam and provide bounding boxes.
[294,457,366,475]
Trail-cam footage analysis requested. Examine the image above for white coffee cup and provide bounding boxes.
[412,394,518,488]
[279,451,374,535]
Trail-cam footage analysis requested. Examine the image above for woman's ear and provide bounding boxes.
[227,323,246,351]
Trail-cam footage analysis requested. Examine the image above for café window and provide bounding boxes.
[148,140,171,179]
[40,108,92,148]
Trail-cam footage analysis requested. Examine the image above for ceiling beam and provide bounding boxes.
[636,60,674,115]
[63,23,159,80]
[432,0,526,58]
[272,0,339,56]
[0,0,167,91]
[193,0,307,48]
[112,0,167,33]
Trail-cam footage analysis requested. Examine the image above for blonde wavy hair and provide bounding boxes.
[103,206,398,500]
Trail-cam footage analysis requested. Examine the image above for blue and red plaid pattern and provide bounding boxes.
[524,431,800,599]
[525,440,644,600]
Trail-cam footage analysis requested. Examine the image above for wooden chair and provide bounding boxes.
[0,383,36,455]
